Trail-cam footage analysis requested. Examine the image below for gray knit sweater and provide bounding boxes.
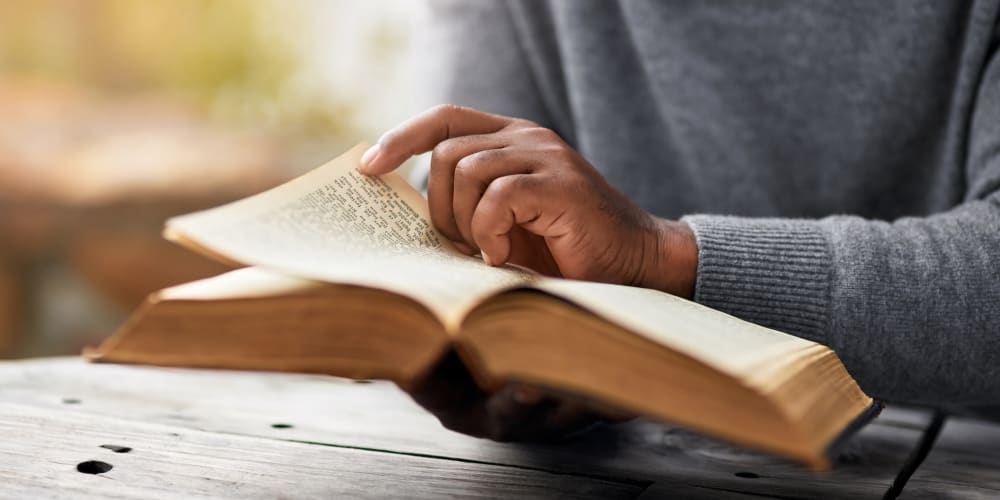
[424,1,1000,411]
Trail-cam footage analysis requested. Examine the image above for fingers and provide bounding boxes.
[484,384,603,442]
[427,134,509,248]
[483,385,555,441]
[452,148,535,248]
[410,360,606,442]
[359,104,515,175]
[471,174,556,267]
[430,135,541,253]
[358,106,558,263]
[408,352,490,436]
[505,227,563,277]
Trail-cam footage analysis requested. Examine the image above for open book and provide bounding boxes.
[89,144,877,469]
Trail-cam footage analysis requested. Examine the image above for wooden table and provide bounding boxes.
[0,358,995,499]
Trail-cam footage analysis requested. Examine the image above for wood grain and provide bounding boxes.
[636,481,772,499]
[0,402,642,499]
[0,358,946,498]
[900,415,1000,499]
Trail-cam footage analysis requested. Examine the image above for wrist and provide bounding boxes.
[636,218,698,299]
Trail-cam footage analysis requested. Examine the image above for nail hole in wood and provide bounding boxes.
[62,398,81,405]
[734,471,759,479]
[271,423,293,429]
[100,444,132,453]
[77,461,113,474]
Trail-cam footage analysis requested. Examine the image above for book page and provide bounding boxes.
[530,279,814,378]
[165,143,532,330]
[158,267,326,301]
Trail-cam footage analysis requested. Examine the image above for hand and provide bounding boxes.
[359,104,698,298]
[410,353,631,442]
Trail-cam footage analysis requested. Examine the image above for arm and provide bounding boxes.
[683,45,1000,407]
[365,85,999,434]
[373,4,1000,437]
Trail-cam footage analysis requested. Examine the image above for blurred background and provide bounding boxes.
[0,0,427,358]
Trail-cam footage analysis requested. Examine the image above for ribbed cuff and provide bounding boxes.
[680,215,833,344]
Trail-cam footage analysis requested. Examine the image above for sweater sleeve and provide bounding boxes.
[682,43,1000,407]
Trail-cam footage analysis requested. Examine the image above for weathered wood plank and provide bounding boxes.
[875,405,937,431]
[0,402,643,499]
[899,415,1000,499]
[635,481,774,499]
[0,358,937,498]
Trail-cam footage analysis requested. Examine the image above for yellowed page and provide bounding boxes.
[530,279,814,379]
[158,267,325,301]
[165,143,532,330]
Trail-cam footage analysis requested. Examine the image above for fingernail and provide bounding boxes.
[481,251,493,266]
[359,143,381,171]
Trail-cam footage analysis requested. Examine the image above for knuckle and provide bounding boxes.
[471,148,504,164]
[543,143,577,165]
[431,139,458,163]
[489,175,522,198]
[431,103,463,120]
[454,154,480,179]
[487,174,539,204]
[456,149,500,177]
[527,126,561,143]
[509,117,538,129]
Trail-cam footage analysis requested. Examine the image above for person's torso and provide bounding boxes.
[507,0,999,219]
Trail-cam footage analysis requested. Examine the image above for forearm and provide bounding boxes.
[668,30,1000,407]
[677,196,1000,407]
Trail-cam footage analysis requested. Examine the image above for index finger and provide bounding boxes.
[359,104,514,175]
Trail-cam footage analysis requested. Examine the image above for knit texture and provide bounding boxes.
[681,216,832,344]
[426,0,1000,408]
